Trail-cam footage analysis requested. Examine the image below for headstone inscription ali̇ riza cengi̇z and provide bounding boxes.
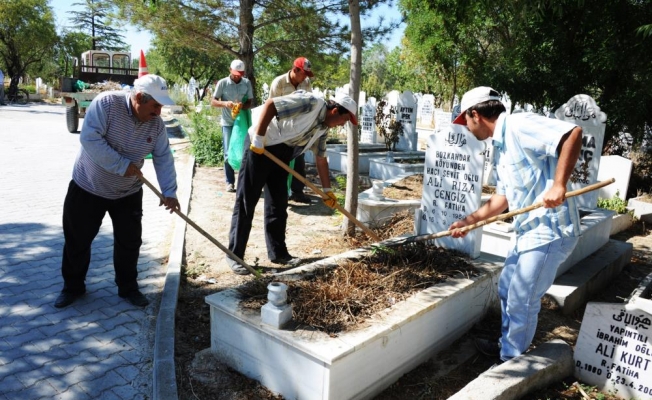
[419,124,485,258]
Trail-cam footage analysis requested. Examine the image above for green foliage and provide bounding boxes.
[597,191,628,214]
[375,99,404,151]
[69,0,128,51]
[188,107,224,167]
[0,0,58,78]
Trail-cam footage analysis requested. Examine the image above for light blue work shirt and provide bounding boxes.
[492,112,581,252]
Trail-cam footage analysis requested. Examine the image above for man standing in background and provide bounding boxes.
[211,59,254,192]
[268,57,314,204]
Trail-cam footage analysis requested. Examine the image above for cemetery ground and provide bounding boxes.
[175,158,652,400]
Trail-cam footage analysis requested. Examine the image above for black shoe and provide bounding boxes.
[119,290,149,307]
[474,338,501,357]
[289,192,311,204]
[225,257,251,275]
[271,255,301,266]
[226,183,236,193]
[54,291,84,308]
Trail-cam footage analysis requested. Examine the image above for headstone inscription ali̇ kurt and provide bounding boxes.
[574,302,652,400]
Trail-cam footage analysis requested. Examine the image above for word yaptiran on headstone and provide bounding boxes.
[574,302,652,400]
[555,94,607,210]
[419,124,485,258]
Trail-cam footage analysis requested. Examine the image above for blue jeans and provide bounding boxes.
[498,236,578,361]
[222,125,235,185]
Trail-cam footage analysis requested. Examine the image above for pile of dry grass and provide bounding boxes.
[239,241,477,335]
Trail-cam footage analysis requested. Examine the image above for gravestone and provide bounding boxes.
[434,109,452,134]
[387,90,418,151]
[360,99,377,144]
[417,94,435,130]
[597,156,632,201]
[574,302,652,400]
[555,95,607,210]
[419,124,486,258]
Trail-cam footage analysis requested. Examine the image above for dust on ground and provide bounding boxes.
[175,157,652,400]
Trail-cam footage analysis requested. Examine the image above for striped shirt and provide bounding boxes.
[72,91,177,200]
[213,76,254,126]
[248,91,329,157]
[492,112,580,252]
[269,71,312,98]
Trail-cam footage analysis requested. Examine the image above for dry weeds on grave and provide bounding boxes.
[238,237,478,335]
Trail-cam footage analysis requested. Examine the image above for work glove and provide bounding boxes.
[322,188,338,209]
[231,102,242,119]
[250,134,265,154]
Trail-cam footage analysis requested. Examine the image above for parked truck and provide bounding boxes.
[61,50,138,133]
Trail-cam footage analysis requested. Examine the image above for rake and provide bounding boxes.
[379,178,615,248]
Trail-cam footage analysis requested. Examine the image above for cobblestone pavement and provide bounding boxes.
[0,102,187,400]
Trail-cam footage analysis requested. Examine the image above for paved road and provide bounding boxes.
[0,102,184,399]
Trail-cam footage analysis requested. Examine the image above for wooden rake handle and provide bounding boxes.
[382,178,616,247]
[262,149,382,242]
[138,175,260,277]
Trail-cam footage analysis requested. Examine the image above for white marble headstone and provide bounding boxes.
[597,155,631,201]
[417,94,435,130]
[574,302,652,400]
[360,100,377,144]
[434,109,452,134]
[555,95,607,210]
[419,124,486,258]
[386,90,418,151]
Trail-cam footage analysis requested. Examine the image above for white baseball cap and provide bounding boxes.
[334,92,358,125]
[133,74,175,106]
[230,59,245,77]
[452,86,502,125]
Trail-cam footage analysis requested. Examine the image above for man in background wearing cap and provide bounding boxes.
[448,86,583,364]
[54,74,180,309]
[269,57,314,204]
[211,59,254,193]
[225,91,358,274]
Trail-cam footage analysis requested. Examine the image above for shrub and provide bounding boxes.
[597,191,629,214]
[188,107,224,167]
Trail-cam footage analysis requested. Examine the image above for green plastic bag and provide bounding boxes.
[227,106,251,171]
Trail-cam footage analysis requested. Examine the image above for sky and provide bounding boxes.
[49,0,404,60]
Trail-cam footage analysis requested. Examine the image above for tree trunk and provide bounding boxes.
[342,0,362,237]
[239,0,257,103]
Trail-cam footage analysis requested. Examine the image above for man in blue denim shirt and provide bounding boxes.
[449,86,583,363]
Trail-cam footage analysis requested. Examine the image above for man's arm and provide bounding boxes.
[449,194,508,238]
[253,98,278,137]
[544,126,583,208]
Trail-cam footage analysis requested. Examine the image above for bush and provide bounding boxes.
[188,107,224,167]
[597,191,629,214]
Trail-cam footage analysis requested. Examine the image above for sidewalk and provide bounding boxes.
[0,102,190,400]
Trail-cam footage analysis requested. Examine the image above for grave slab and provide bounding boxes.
[547,239,633,315]
[206,253,504,400]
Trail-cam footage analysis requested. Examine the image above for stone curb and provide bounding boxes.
[448,339,574,400]
[153,154,195,400]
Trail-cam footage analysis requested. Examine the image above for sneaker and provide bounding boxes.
[226,183,236,193]
[474,338,501,357]
[225,257,251,275]
[119,290,149,307]
[271,254,301,266]
[289,192,311,204]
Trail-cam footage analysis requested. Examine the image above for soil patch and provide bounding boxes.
[176,156,652,400]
